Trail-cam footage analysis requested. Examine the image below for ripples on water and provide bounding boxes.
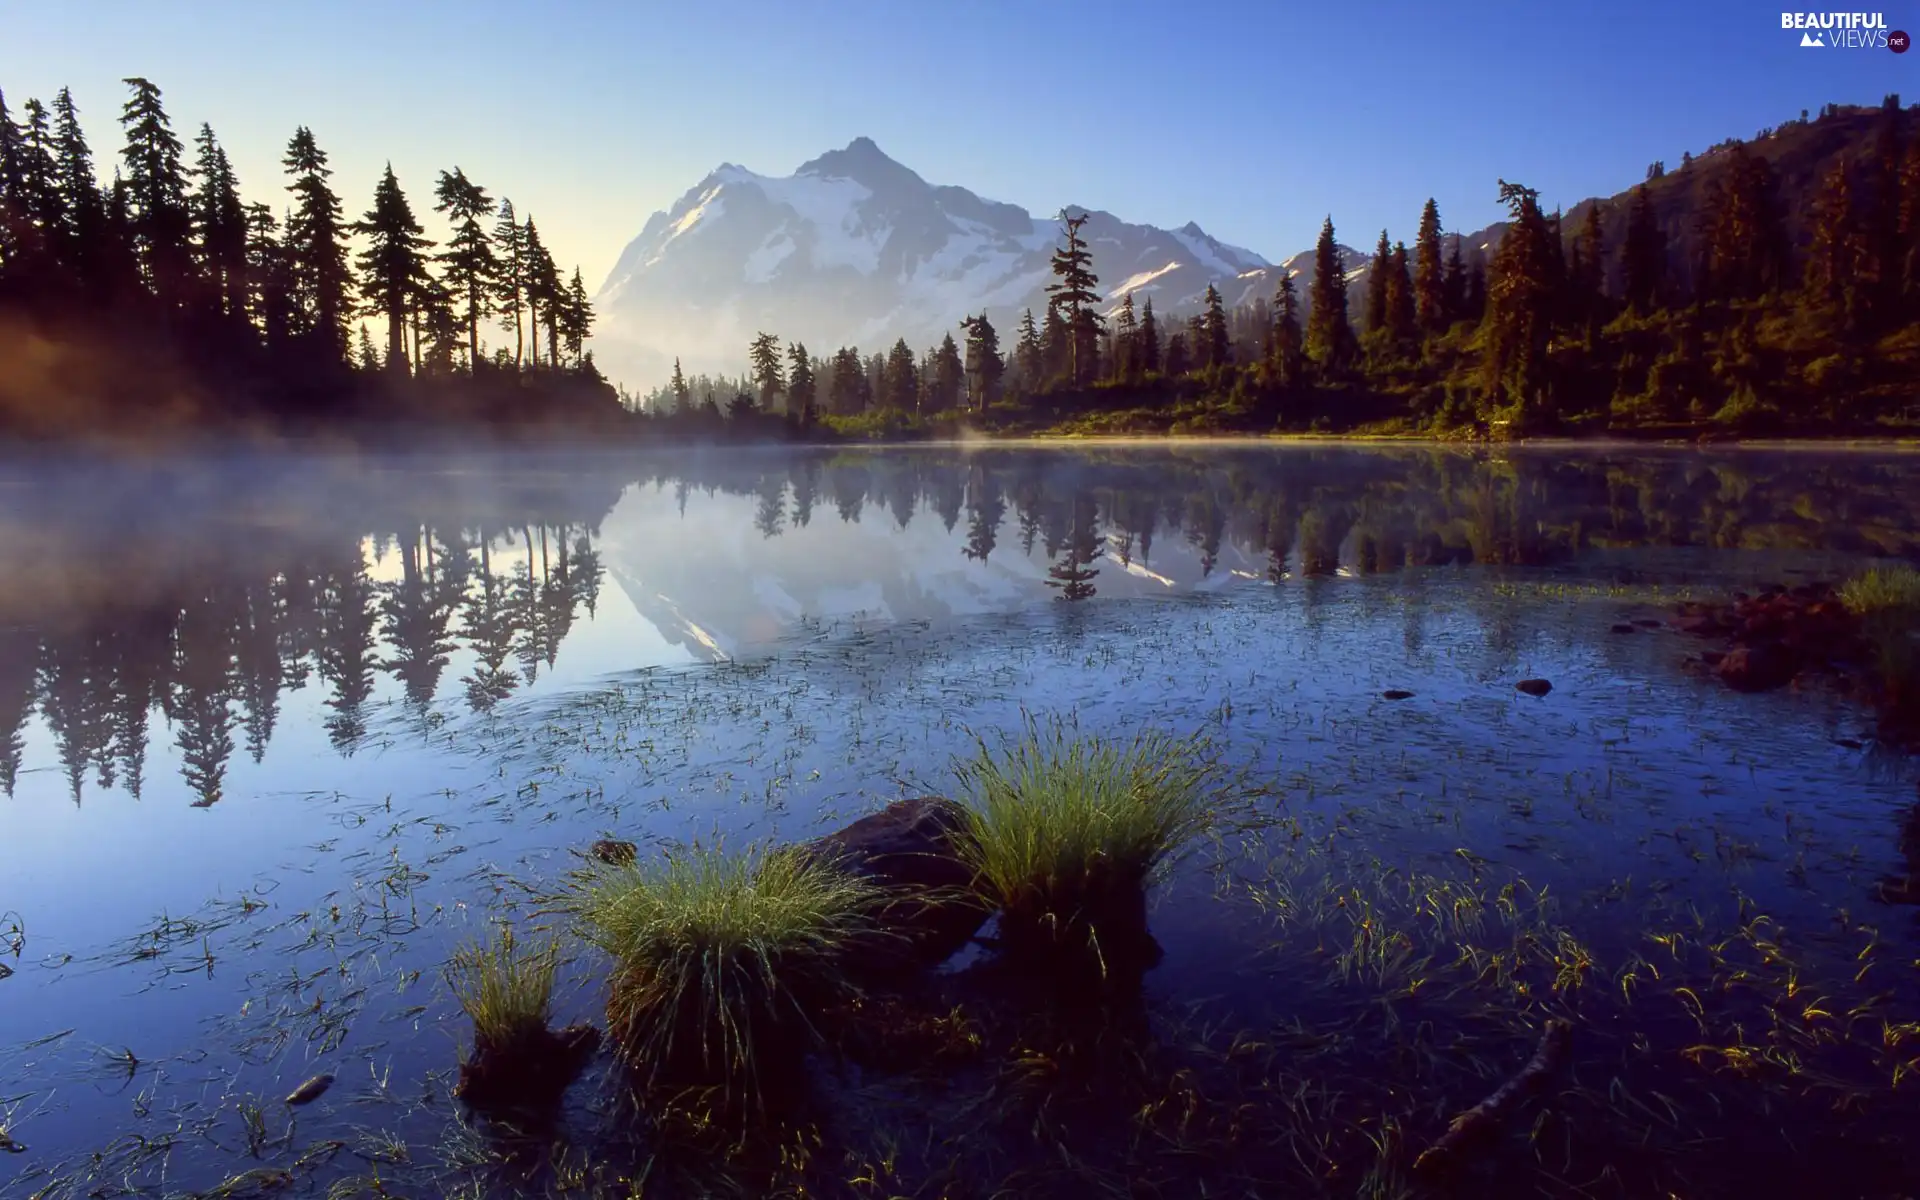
[1,443,1919,1197]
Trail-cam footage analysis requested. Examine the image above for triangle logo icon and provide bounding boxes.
[1800,30,1825,46]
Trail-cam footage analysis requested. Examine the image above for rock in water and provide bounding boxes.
[1610,623,1636,634]
[1382,689,1415,700]
[1515,679,1553,697]
[801,797,987,971]
[285,1074,333,1106]
[1716,644,1798,693]
[590,839,638,866]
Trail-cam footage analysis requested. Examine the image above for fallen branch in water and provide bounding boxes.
[1413,1018,1573,1178]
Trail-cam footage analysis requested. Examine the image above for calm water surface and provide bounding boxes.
[2,442,1919,1197]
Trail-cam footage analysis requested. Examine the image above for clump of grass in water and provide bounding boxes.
[445,925,559,1052]
[1841,564,1920,730]
[954,716,1221,980]
[565,843,888,1100]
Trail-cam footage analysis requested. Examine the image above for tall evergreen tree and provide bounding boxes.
[0,89,24,285]
[1138,295,1160,375]
[1014,307,1042,388]
[1620,184,1665,314]
[282,126,353,358]
[1164,330,1190,377]
[522,217,560,367]
[432,167,496,369]
[559,268,593,363]
[1702,144,1785,301]
[8,99,59,284]
[189,125,248,319]
[1365,228,1392,335]
[1805,159,1865,327]
[928,333,965,412]
[1482,180,1560,425]
[1039,303,1068,382]
[1112,291,1139,379]
[492,198,527,366]
[786,341,816,423]
[117,78,192,308]
[960,313,1002,408]
[882,337,918,410]
[354,164,432,373]
[1413,198,1445,333]
[1305,216,1354,372]
[748,331,785,409]
[51,89,107,298]
[1200,283,1230,369]
[1385,242,1415,343]
[1270,270,1304,386]
[669,357,692,414]
[244,203,293,349]
[1044,213,1102,386]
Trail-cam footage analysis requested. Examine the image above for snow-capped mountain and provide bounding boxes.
[594,138,1310,390]
[590,137,1500,392]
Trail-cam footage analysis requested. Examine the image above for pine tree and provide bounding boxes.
[1304,216,1354,372]
[1805,159,1865,327]
[355,325,381,371]
[927,333,964,413]
[1014,307,1042,388]
[883,338,918,410]
[0,89,25,283]
[1044,212,1102,386]
[1385,242,1415,342]
[1482,180,1559,425]
[1702,144,1785,302]
[959,313,1002,409]
[669,357,691,414]
[786,341,816,423]
[51,89,108,299]
[1040,303,1068,382]
[354,164,431,373]
[1270,270,1304,386]
[189,125,248,320]
[1112,291,1139,379]
[523,217,561,367]
[1442,237,1467,322]
[1164,330,1190,377]
[9,99,59,285]
[282,126,353,359]
[748,331,785,409]
[117,78,192,309]
[1138,295,1160,374]
[1201,284,1230,369]
[1365,228,1392,335]
[244,202,293,349]
[1621,184,1665,314]
[559,267,593,364]
[492,199,527,366]
[1413,198,1445,333]
[432,168,495,370]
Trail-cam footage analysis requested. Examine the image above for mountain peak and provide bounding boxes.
[796,136,920,186]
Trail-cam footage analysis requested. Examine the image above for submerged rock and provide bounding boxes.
[1610,623,1637,635]
[1382,689,1415,700]
[1515,679,1553,697]
[285,1074,333,1106]
[590,839,638,867]
[1717,644,1798,693]
[801,797,988,971]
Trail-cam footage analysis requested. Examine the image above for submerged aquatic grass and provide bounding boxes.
[953,716,1223,973]
[563,843,888,1094]
[444,925,558,1052]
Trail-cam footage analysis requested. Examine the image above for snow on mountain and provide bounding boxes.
[589,137,1495,391]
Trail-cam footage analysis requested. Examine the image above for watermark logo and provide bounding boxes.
[1781,11,1898,49]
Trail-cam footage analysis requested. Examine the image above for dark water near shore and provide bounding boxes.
[3,442,1920,1198]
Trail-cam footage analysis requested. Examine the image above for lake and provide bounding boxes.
[2,441,1919,1199]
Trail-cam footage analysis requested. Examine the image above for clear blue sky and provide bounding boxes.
[3,0,1911,289]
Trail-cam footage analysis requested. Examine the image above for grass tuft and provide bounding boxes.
[1840,564,1920,619]
[563,842,887,1095]
[444,925,559,1053]
[953,715,1222,972]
